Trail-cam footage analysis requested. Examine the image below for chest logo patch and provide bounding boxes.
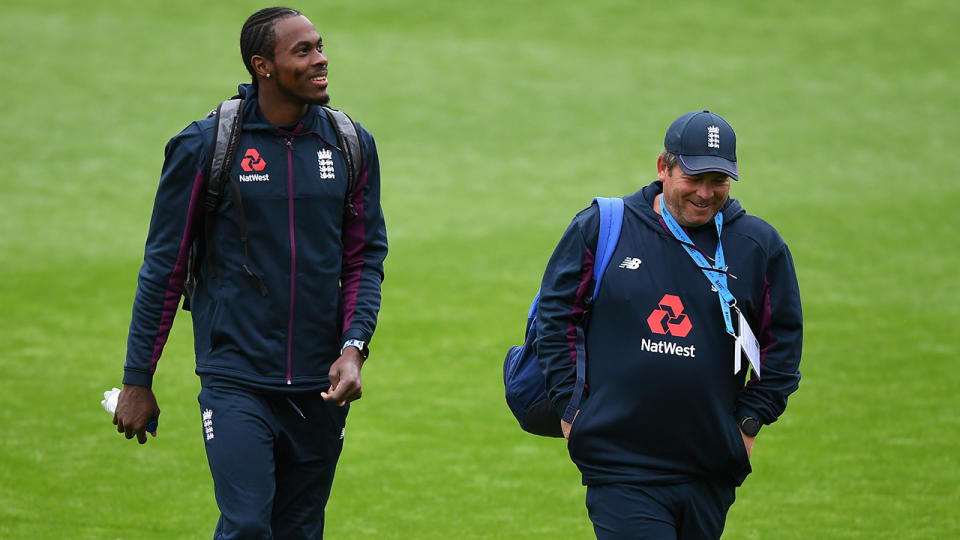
[618,257,642,270]
[239,148,270,182]
[241,148,266,172]
[318,148,335,180]
[646,294,692,337]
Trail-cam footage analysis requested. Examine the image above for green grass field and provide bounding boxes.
[1,0,958,538]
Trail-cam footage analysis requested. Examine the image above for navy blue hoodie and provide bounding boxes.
[123,84,387,391]
[536,181,801,486]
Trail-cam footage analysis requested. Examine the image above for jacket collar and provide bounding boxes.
[632,180,746,232]
[236,83,328,135]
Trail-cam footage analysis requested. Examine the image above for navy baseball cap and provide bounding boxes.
[664,110,739,180]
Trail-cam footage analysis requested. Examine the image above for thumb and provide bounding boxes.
[321,383,338,401]
[321,371,338,400]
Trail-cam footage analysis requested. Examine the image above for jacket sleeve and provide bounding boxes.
[736,240,803,426]
[535,206,599,422]
[123,124,207,387]
[339,125,387,349]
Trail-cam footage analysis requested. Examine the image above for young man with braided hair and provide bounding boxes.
[113,7,387,537]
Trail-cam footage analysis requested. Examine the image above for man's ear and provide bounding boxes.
[250,55,274,80]
[656,155,668,181]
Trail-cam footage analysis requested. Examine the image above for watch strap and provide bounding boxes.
[341,339,369,359]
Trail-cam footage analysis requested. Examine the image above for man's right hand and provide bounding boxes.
[113,384,160,444]
[561,410,579,442]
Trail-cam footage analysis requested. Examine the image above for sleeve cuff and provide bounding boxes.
[341,328,370,343]
[122,369,154,388]
[553,394,573,421]
[735,405,764,424]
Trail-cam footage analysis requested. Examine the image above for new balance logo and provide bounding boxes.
[618,257,642,270]
[202,409,214,441]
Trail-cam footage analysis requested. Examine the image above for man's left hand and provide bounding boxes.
[740,429,755,459]
[321,347,364,406]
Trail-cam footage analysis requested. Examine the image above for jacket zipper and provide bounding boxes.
[285,136,295,384]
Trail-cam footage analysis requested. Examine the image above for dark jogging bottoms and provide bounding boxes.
[198,385,348,539]
[586,480,736,540]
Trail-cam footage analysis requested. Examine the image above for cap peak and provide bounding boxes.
[664,110,739,180]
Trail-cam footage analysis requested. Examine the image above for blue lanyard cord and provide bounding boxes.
[659,198,737,336]
[670,238,739,279]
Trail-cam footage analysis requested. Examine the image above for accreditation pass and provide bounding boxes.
[734,310,761,376]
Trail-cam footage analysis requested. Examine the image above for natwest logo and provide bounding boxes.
[241,148,266,172]
[646,294,692,337]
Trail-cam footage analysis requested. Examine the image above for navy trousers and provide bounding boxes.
[586,480,736,540]
[198,385,348,539]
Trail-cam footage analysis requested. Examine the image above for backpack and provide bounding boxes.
[503,197,624,437]
[182,98,364,309]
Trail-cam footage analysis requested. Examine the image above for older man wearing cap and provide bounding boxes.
[535,111,802,538]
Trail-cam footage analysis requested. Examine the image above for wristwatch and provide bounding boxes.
[738,416,761,437]
[341,339,369,359]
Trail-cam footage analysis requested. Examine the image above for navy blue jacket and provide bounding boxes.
[536,181,802,486]
[124,84,387,391]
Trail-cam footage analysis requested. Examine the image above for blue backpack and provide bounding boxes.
[503,197,624,437]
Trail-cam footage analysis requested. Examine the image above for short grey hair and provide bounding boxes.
[659,149,678,170]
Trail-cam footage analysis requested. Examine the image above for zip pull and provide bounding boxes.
[241,264,269,297]
[286,397,307,420]
[345,201,358,218]
[285,137,293,149]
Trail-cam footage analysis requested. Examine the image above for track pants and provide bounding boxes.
[198,385,348,539]
[586,480,736,540]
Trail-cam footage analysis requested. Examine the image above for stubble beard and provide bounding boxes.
[305,93,331,106]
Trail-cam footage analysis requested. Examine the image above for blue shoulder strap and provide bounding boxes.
[528,197,623,322]
[592,196,624,298]
[563,197,623,422]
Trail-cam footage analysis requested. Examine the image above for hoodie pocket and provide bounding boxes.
[206,297,223,352]
[725,414,751,468]
[566,394,596,457]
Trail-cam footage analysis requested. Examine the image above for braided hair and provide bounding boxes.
[240,7,302,86]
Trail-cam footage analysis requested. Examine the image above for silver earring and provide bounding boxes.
[265,73,271,78]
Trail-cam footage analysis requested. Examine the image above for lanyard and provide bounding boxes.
[659,198,737,336]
